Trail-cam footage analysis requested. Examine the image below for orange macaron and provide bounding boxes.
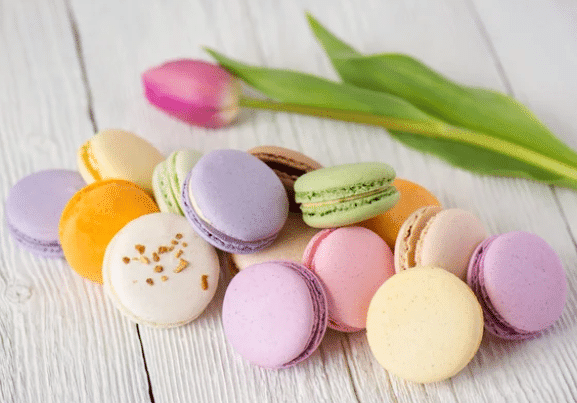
[59,179,159,283]
[357,178,440,249]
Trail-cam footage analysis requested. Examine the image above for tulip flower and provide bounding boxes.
[142,59,241,128]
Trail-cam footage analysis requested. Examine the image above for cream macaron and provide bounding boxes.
[103,213,220,327]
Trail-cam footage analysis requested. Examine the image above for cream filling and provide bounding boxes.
[301,186,389,209]
[188,191,214,226]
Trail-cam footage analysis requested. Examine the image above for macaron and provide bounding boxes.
[181,149,289,254]
[59,180,159,283]
[294,162,399,228]
[4,170,85,258]
[77,129,164,194]
[103,213,220,327]
[366,267,484,383]
[467,232,566,340]
[222,260,328,369]
[248,145,323,212]
[229,212,320,274]
[302,226,395,332]
[395,206,486,280]
[152,148,203,214]
[358,178,441,249]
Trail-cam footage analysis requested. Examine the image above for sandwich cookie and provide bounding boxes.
[152,148,203,214]
[103,213,220,327]
[77,129,164,194]
[302,226,395,332]
[222,261,328,368]
[395,206,486,280]
[182,149,288,254]
[294,162,399,228]
[248,145,322,212]
[229,212,320,274]
[467,232,566,340]
[358,178,441,249]
[59,180,159,283]
[367,267,484,383]
[5,170,85,258]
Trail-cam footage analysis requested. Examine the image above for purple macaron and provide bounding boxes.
[467,231,567,340]
[222,260,328,369]
[5,169,85,258]
[181,149,289,254]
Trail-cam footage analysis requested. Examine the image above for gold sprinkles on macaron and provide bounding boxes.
[201,275,209,290]
[174,259,189,273]
[122,257,130,264]
[161,276,168,282]
[135,244,145,254]
[152,252,160,262]
[175,233,183,240]
[154,265,163,273]
[146,278,154,286]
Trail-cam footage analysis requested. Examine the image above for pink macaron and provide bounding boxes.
[302,227,395,332]
[222,261,328,369]
[467,232,567,340]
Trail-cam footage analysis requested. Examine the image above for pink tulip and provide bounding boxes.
[142,59,241,128]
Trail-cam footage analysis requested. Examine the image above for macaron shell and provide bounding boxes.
[5,170,85,257]
[103,213,219,327]
[394,205,442,272]
[152,159,180,214]
[170,149,203,212]
[222,261,327,368]
[59,180,159,283]
[303,227,395,331]
[416,208,486,280]
[186,149,288,244]
[366,267,484,384]
[358,178,441,249]
[231,213,320,271]
[481,232,566,334]
[77,129,164,193]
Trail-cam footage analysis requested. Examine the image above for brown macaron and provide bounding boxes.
[248,146,322,212]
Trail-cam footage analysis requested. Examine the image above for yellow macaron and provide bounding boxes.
[59,179,159,283]
[366,267,484,383]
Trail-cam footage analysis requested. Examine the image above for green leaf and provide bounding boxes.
[205,48,577,189]
[306,13,577,187]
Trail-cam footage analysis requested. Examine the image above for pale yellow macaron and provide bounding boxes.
[366,267,484,383]
[77,129,164,194]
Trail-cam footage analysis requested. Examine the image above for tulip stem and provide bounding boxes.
[239,96,577,182]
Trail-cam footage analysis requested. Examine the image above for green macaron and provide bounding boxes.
[152,149,203,215]
[294,162,399,228]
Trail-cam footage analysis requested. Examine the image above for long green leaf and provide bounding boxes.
[307,13,577,187]
[205,48,577,189]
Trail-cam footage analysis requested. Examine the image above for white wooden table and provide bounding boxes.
[2,0,577,402]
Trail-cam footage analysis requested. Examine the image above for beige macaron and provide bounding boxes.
[366,267,484,383]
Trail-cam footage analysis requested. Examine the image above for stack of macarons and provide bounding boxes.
[4,133,567,384]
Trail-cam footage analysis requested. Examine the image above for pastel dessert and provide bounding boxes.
[5,170,85,258]
[467,232,566,340]
[294,162,399,228]
[222,260,328,368]
[366,267,484,383]
[182,149,289,254]
[395,206,486,280]
[77,129,164,194]
[248,145,323,212]
[229,212,320,274]
[358,178,441,249]
[59,180,159,283]
[152,148,203,214]
[302,226,395,332]
[103,213,220,327]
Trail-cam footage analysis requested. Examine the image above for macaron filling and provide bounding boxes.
[153,159,181,214]
[79,142,102,182]
[468,237,535,339]
[181,177,278,253]
[5,216,63,257]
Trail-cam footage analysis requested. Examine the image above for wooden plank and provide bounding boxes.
[0,1,150,401]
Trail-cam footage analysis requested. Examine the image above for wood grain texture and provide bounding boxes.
[2,0,577,401]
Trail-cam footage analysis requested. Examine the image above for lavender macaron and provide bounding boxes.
[467,231,567,340]
[182,149,289,254]
[5,170,85,258]
[222,261,328,369]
